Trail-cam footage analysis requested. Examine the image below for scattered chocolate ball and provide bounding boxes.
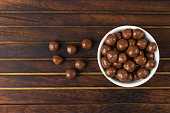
[66,69,76,79]
[101,57,111,69]
[105,34,117,46]
[82,39,93,49]
[146,42,157,53]
[114,32,122,40]
[75,59,86,70]
[133,72,139,80]
[49,41,59,52]
[124,73,133,82]
[122,29,132,39]
[117,39,128,51]
[126,45,139,57]
[134,55,147,66]
[105,67,116,77]
[137,39,147,49]
[115,69,128,81]
[146,53,154,60]
[137,68,149,79]
[107,50,118,62]
[67,45,77,55]
[52,55,63,66]
[133,29,144,39]
[118,53,127,63]
[101,45,112,56]
[145,60,156,70]
[139,50,144,56]
[113,62,122,69]
[123,60,136,72]
[128,39,136,46]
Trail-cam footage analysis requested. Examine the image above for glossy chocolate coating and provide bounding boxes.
[146,53,154,60]
[105,34,117,46]
[114,32,122,40]
[115,69,128,81]
[139,50,144,56]
[117,39,128,51]
[134,55,147,66]
[113,62,122,69]
[101,57,111,68]
[137,39,147,49]
[133,29,144,39]
[105,67,116,77]
[124,73,133,82]
[107,50,118,62]
[101,45,112,56]
[67,45,77,55]
[122,29,132,39]
[82,39,93,49]
[118,53,127,63]
[146,42,157,53]
[145,60,156,70]
[123,60,136,72]
[75,60,86,70]
[49,41,59,52]
[137,68,149,79]
[126,45,139,57]
[52,55,63,66]
[66,69,76,79]
[128,39,136,46]
[133,72,139,80]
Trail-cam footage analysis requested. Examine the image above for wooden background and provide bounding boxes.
[0,0,169,113]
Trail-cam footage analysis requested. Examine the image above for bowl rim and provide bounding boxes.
[97,25,160,87]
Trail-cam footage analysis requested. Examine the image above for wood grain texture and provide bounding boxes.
[0,0,170,11]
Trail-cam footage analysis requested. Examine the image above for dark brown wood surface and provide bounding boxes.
[0,0,169,113]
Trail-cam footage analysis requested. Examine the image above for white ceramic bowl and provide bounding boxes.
[97,25,159,87]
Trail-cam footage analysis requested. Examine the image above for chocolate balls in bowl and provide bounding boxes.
[97,25,159,87]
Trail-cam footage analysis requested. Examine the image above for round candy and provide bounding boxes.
[139,50,144,56]
[133,29,144,39]
[105,67,116,77]
[133,72,139,80]
[75,59,86,70]
[115,69,128,81]
[128,39,136,46]
[52,55,63,66]
[124,73,133,82]
[146,53,154,60]
[145,60,156,70]
[101,57,111,68]
[118,53,127,63]
[126,45,139,57]
[137,68,149,79]
[114,32,122,40]
[137,39,147,49]
[122,29,132,39]
[117,39,128,51]
[146,42,157,53]
[105,34,117,46]
[101,45,112,56]
[49,41,59,52]
[123,60,136,72]
[107,50,118,62]
[134,55,147,66]
[67,45,77,55]
[66,69,76,79]
[82,39,93,49]
[113,62,122,69]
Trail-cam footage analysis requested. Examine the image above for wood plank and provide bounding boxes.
[0,14,170,26]
[1,104,169,113]
[0,0,169,11]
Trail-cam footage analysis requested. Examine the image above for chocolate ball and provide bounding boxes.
[105,67,116,77]
[105,34,117,46]
[146,53,154,60]
[101,45,112,56]
[67,45,77,55]
[118,53,127,63]
[114,32,122,40]
[49,41,59,52]
[75,60,86,70]
[115,69,128,81]
[133,29,144,39]
[82,39,93,49]
[66,69,76,79]
[107,50,118,62]
[122,29,132,39]
[113,62,122,69]
[126,45,139,57]
[133,72,139,80]
[137,68,149,79]
[101,57,111,68]
[124,73,133,82]
[123,60,136,72]
[52,55,63,66]
[139,50,144,56]
[146,42,157,53]
[145,60,156,70]
[137,39,147,49]
[113,48,119,54]
[134,55,147,66]
[117,39,128,51]
[128,39,136,46]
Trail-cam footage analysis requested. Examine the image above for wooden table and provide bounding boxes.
[0,0,169,113]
